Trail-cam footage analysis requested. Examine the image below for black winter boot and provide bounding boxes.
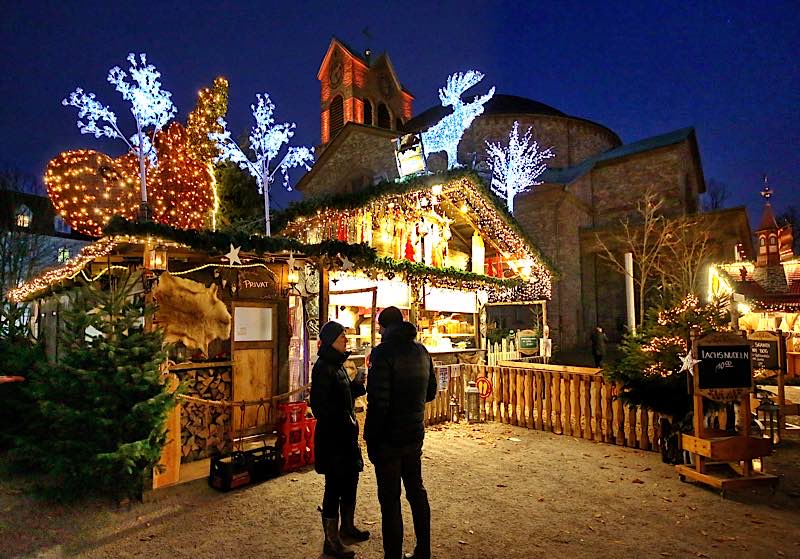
[319,507,355,558]
[340,502,370,542]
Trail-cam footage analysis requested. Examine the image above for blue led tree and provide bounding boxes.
[421,70,495,169]
[485,121,555,214]
[209,93,314,236]
[62,53,177,218]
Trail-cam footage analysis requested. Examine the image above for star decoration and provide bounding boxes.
[224,244,242,265]
[287,251,296,271]
[679,352,702,374]
[340,255,354,271]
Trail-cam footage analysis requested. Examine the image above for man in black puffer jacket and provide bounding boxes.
[365,306,437,559]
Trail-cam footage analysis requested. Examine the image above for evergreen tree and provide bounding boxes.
[605,294,729,462]
[15,272,175,501]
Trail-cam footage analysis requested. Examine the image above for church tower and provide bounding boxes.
[755,178,791,267]
[317,38,414,146]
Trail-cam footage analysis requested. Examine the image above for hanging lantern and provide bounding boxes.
[145,245,168,271]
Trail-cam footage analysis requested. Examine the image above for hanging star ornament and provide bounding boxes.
[223,244,242,265]
[679,352,702,374]
[340,255,354,271]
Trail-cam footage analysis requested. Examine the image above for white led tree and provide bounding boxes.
[485,121,555,214]
[62,53,177,218]
[209,93,314,236]
[421,70,495,169]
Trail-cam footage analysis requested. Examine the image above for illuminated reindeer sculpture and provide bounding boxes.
[421,70,495,169]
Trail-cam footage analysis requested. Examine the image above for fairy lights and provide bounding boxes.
[47,79,226,236]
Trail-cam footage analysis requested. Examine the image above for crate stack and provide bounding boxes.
[277,402,315,472]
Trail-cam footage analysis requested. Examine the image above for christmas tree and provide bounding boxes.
[605,294,730,462]
[16,272,175,501]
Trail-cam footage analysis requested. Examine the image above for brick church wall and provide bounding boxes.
[458,114,620,169]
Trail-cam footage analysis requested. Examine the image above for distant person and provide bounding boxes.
[590,325,608,367]
[310,321,369,559]
[365,306,437,559]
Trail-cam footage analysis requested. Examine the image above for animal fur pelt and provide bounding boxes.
[152,272,231,354]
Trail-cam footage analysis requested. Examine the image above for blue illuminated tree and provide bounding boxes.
[421,70,495,169]
[209,93,314,236]
[62,53,177,218]
[485,121,555,214]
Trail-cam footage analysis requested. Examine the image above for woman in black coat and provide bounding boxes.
[309,321,369,558]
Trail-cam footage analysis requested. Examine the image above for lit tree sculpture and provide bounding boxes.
[485,121,555,214]
[62,53,177,219]
[421,70,495,169]
[209,93,314,236]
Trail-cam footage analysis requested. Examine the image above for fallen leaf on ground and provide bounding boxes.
[632,478,645,484]
[496,484,507,488]
[458,540,468,545]
[508,437,521,442]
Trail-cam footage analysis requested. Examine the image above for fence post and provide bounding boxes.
[563,373,572,437]
[535,370,544,431]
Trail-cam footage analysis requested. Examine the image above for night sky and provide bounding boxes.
[1,1,798,221]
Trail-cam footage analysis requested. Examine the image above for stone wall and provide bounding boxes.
[458,114,621,169]
[301,129,399,199]
[514,186,591,350]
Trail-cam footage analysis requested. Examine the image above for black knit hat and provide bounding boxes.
[319,321,345,348]
[378,306,404,328]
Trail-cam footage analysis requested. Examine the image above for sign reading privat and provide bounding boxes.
[748,330,780,371]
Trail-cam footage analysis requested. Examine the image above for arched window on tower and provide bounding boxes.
[362,99,373,126]
[329,95,344,139]
[377,103,390,129]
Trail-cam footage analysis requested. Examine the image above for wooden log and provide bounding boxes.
[563,373,572,437]
[603,382,612,443]
[544,372,553,432]
[614,383,625,446]
[516,368,524,427]
[574,375,583,439]
[525,370,534,429]
[534,371,544,431]
[641,409,650,451]
[491,366,499,422]
[509,367,517,426]
[626,407,636,448]
[553,372,562,434]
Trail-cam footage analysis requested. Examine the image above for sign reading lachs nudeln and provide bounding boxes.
[697,345,752,390]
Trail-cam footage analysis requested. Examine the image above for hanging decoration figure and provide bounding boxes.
[421,70,495,170]
[485,121,555,214]
[209,93,314,237]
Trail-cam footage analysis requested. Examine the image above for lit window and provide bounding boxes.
[54,215,71,234]
[769,235,777,246]
[15,205,32,228]
[58,247,70,263]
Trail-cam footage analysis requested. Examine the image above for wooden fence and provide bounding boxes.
[425,361,662,451]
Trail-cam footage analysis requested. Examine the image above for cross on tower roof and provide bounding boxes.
[760,175,773,200]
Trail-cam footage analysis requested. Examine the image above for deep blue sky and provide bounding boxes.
[1,1,798,221]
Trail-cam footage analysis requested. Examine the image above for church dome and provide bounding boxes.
[403,94,568,132]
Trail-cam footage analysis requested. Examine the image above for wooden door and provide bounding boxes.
[231,301,278,436]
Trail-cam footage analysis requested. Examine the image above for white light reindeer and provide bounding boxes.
[422,70,495,169]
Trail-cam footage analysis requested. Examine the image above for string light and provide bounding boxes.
[47,78,227,236]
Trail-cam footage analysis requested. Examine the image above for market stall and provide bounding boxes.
[276,170,554,365]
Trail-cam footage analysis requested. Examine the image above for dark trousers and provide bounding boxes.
[593,353,604,367]
[372,443,430,559]
[322,470,359,518]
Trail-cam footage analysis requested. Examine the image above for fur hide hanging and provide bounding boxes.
[153,272,231,355]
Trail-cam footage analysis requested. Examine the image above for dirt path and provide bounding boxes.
[2,422,799,558]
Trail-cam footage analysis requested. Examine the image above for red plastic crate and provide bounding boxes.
[280,442,306,472]
[304,418,317,465]
[278,423,305,446]
[277,402,307,425]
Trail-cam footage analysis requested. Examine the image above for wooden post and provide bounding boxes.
[626,407,636,448]
[535,370,544,431]
[640,409,650,451]
[492,366,500,422]
[574,375,583,438]
[508,367,517,426]
[563,373,572,437]
[553,372,562,434]
[778,331,787,442]
[590,376,599,441]
[525,370,534,428]
[603,381,613,443]
[153,372,181,489]
[614,382,625,446]
[544,372,553,432]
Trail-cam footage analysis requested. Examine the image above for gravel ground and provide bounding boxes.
[2,421,799,559]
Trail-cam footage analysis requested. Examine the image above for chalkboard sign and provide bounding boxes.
[696,345,752,389]
[517,329,538,356]
[749,331,780,371]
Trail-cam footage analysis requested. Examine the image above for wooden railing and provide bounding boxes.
[425,362,661,451]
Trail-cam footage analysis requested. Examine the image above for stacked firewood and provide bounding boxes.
[177,366,233,462]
